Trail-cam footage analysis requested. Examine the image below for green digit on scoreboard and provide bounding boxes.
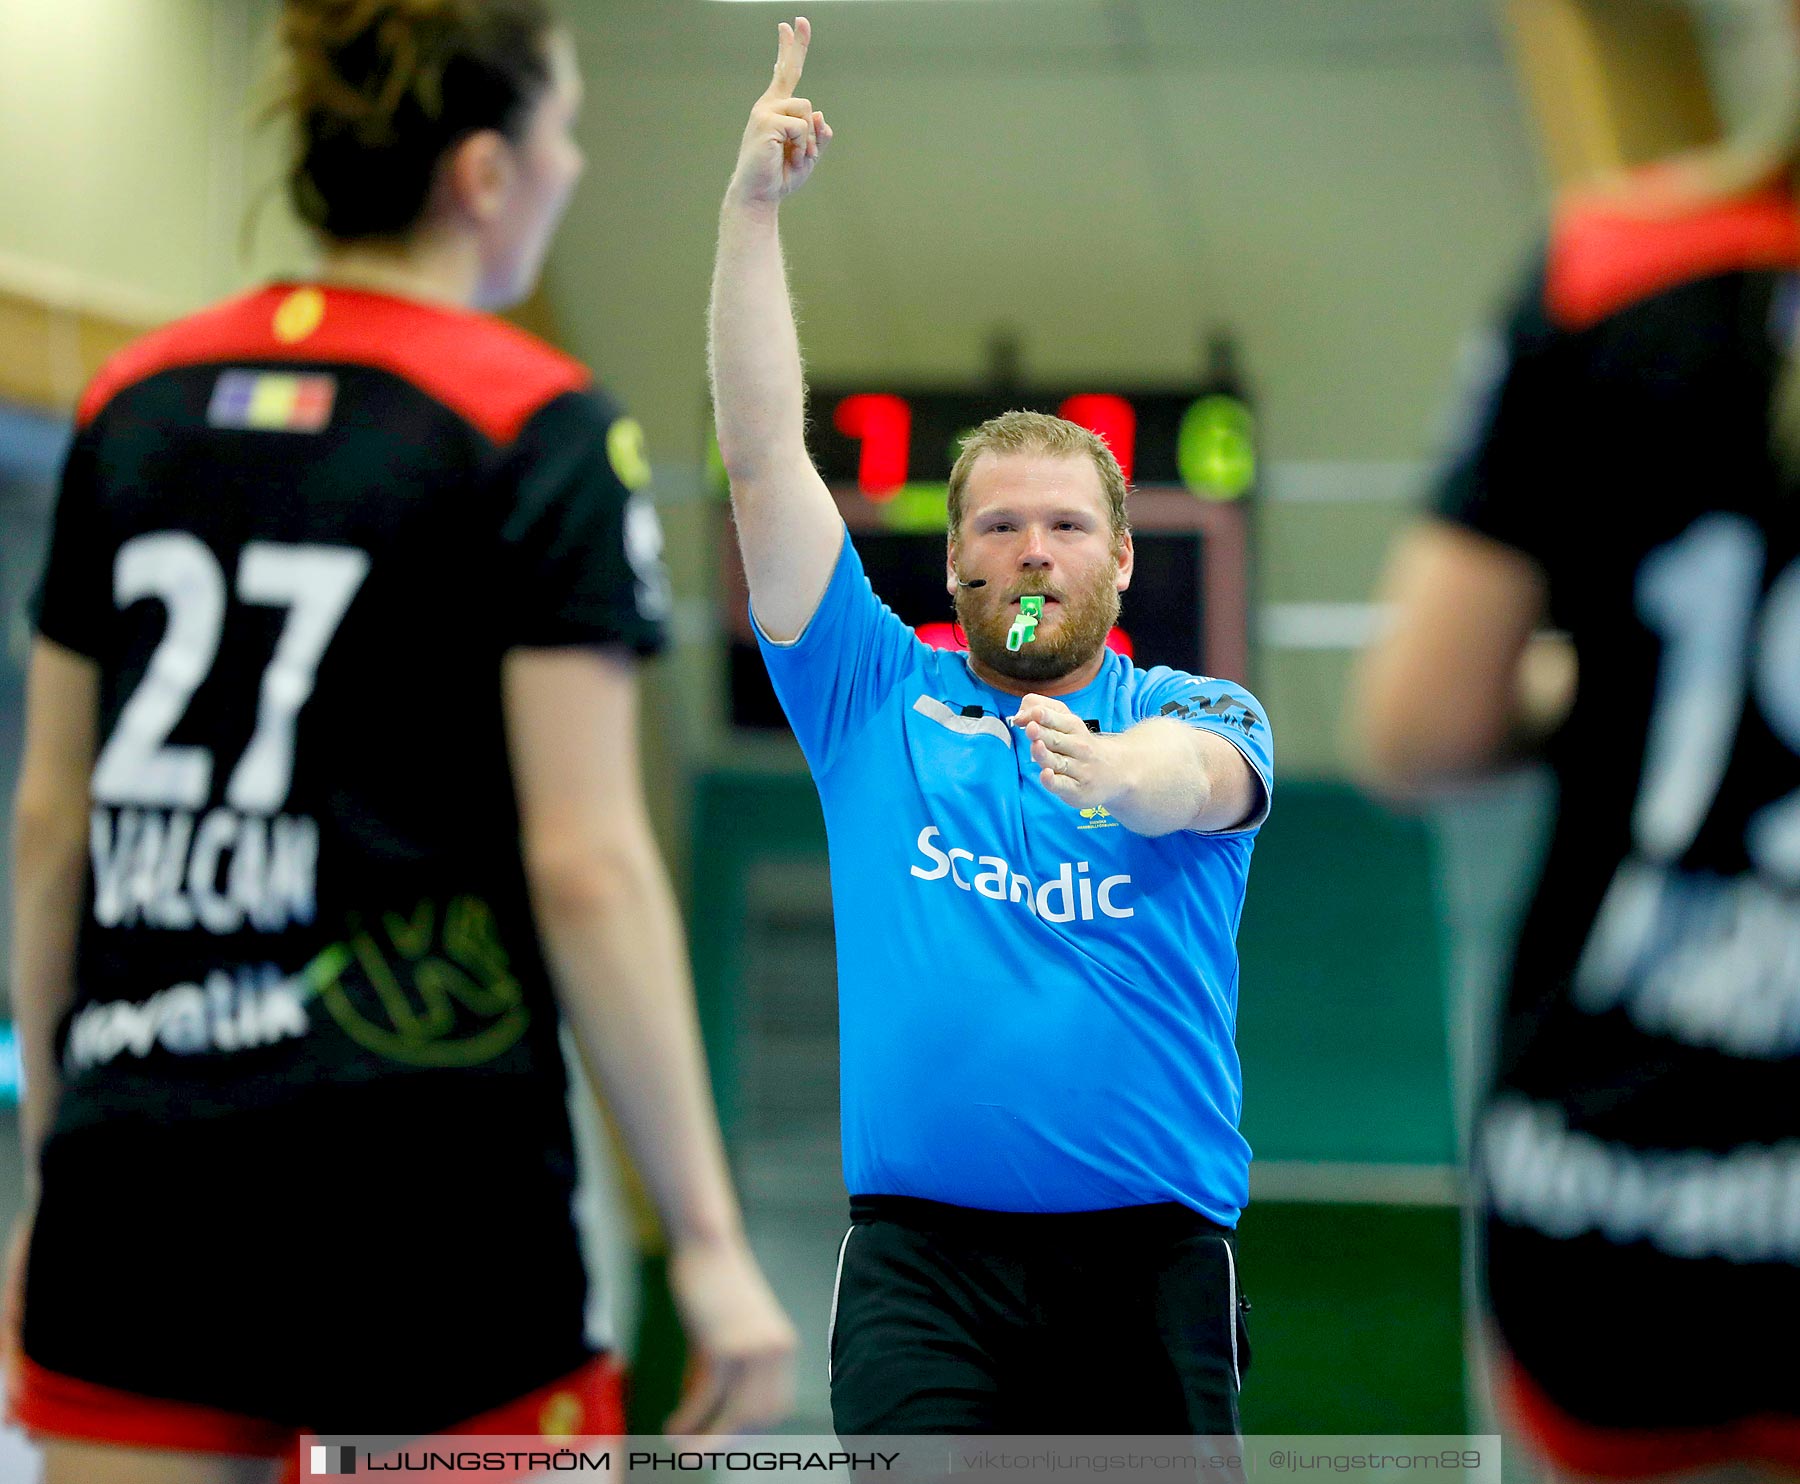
[1178,394,1257,500]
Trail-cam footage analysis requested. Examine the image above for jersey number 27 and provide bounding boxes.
[91,532,369,815]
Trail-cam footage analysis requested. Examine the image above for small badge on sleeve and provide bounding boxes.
[606,416,652,490]
[272,286,326,345]
[208,370,336,433]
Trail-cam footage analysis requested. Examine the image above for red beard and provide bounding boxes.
[953,571,1122,682]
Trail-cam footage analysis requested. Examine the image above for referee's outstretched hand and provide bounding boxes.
[727,16,833,207]
[665,1233,799,1437]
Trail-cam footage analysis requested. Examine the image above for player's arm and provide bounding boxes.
[1011,699,1265,836]
[9,640,98,1199]
[708,17,842,643]
[504,647,795,1435]
[1347,518,1566,799]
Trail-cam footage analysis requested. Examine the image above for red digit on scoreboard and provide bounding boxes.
[1058,394,1136,486]
[912,622,1135,656]
[832,393,911,499]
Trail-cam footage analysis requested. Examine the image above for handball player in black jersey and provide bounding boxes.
[3,2,795,1478]
[1354,138,1800,1477]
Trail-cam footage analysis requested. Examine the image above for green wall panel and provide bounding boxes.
[1235,787,1454,1165]
[1237,1204,1466,1434]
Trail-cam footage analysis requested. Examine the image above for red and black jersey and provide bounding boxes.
[32,283,669,1139]
[1434,179,1800,1403]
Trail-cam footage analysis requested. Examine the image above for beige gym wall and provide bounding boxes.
[0,0,308,320]
[0,0,310,404]
[0,0,1565,794]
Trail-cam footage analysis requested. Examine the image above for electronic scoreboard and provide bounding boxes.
[719,384,1255,731]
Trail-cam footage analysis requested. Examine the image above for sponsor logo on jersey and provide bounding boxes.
[624,492,672,621]
[909,825,1134,921]
[1575,857,1800,1059]
[90,806,318,935]
[305,897,531,1068]
[606,416,652,491]
[1483,1097,1800,1264]
[64,965,310,1072]
[207,370,336,433]
[1159,691,1263,735]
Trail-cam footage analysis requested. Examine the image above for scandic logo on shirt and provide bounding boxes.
[910,826,1134,921]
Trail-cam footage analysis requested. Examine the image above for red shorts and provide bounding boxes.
[1502,1355,1800,1478]
[8,1350,625,1482]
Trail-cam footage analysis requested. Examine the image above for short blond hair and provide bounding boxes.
[946,410,1130,546]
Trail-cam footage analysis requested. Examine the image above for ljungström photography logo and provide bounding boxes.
[310,1444,357,1475]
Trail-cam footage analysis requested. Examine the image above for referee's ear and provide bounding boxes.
[442,129,516,228]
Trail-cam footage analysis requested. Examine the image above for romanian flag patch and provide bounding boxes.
[207,370,336,433]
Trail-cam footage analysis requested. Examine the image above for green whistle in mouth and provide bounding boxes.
[1006,595,1044,652]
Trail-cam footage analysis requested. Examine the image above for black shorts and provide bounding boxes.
[829,1196,1250,1437]
[1486,1214,1800,1465]
[22,1085,593,1434]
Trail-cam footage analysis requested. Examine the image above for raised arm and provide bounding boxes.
[708,16,844,643]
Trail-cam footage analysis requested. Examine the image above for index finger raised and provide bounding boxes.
[763,17,812,101]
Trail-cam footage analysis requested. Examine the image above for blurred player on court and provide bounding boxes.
[1354,87,1800,1482]
[5,2,794,1478]
[710,17,1272,1438]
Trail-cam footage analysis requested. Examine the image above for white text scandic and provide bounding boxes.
[909,825,1134,921]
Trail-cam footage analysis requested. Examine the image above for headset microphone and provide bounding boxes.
[951,577,1040,649]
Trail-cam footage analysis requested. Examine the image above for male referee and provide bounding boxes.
[708,18,1273,1438]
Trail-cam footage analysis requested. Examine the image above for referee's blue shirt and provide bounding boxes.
[756,531,1272,1223]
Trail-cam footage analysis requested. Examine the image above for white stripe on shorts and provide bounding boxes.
[827,1225,858,1383]
[1222,1238,1241,1391]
